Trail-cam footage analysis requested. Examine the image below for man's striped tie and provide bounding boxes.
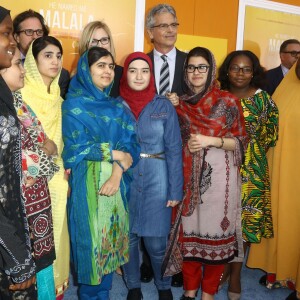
[159,55,170,95]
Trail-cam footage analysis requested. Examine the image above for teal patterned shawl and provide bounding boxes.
[62,50,140,206]
[62,50,139,168]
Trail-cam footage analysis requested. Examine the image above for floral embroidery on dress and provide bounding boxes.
[0,115,18,149]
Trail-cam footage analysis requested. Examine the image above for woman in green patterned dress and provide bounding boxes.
[218,50,279,300]
[62,47,140,300]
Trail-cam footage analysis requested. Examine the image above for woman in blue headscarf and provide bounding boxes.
[62,47,140,300]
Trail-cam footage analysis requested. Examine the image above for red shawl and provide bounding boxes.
[177,86,248,216]
[177,47,247,215]
[120,52,156,119]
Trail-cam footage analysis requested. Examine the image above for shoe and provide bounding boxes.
[228,291,241,300]
[179,295,195,300]
[286,291,299,300]
[127,288,143,300]
[158,289,173,300]
[259,274,267,286]
[140,262,154,283]
[259,274,281,289]
[171,272,183,287]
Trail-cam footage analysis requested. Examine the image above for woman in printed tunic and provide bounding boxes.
[2,46,59,299]
[163,47,248,300]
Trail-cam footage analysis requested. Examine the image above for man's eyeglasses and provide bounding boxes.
[229,65,253,74]
[282,51,300,58]
[151,23,179,30]
[90,37,110,46]
[186,64,209,73]
[18,29,44,36]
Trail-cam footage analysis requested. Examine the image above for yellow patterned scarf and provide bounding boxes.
[21,42,62,152]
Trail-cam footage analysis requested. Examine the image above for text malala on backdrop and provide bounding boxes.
[40,9,94,30]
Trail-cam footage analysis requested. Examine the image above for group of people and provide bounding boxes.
[0,3,299,300]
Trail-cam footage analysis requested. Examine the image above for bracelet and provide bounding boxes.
[216,137,224,149]
[115,161,125,172]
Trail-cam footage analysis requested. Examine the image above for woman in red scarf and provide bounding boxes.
[119,52,183,300]
[163,47,248,300]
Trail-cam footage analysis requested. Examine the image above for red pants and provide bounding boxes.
[182,261,225,295]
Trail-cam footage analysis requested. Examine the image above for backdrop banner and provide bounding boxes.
[176,34,227,67]
[3,0,137,72]
[237,0,300,70]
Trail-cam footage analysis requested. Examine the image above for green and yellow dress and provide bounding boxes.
[240,89,278,243]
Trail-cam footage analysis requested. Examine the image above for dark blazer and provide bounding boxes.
[110,64,123,98]
[148,48,186,96]
[264,65,284,96]
[59,68,71,99]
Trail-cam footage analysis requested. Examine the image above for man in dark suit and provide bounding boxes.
[265,39,300,95]
[139,3,185,288]
[13,10,70,98]
[146,4,186,99]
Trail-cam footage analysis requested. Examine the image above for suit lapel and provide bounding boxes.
[147,50,158,93]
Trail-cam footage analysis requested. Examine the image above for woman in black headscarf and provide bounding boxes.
[0,6,36,299]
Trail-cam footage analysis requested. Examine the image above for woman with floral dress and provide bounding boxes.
[2,46,58,299]
[218,50,279,300]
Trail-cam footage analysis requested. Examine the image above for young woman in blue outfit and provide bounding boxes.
[62,47,140,300]
[119,52,183,300]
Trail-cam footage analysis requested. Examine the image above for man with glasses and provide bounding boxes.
[265,39,300,95]
[146,3,186,98]
[13,9,70,98]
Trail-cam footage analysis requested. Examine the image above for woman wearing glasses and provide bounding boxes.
[218,50,279,299]
[76,21,122,97]
[164,47,248,300]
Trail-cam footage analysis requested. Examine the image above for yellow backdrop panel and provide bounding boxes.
[145,0,300,57]
[3,0,136,71]
[244,5,300,70]
[176,34,228,67]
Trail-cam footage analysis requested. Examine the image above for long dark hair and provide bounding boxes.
[218,50,266,90]
[32,36,63,59]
